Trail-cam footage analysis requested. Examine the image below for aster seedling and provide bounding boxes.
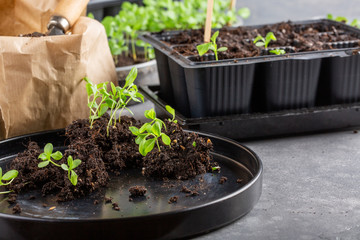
[253,32,277,49]
[197,31,228,61]
[165,105,177,123]
[129,108,171,156]
[269,49,286,55]
[38,143,63,168]
[106,67,144,136]
[0,168,18,194]
[83,78,109,129]
[61,156,82,186]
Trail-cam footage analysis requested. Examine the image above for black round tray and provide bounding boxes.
[0,129,262,240]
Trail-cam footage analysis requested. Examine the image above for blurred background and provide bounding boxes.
[239,0,359,25]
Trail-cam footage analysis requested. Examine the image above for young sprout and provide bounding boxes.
[269,49,286,55]
[192,141,196,147]
[106,67,144,136]
[0,167,18,194]
[212,166,221,171]
[61,156,82,186]
[38,143,63,168]
[83,78,109,129]
[253,32,277,49]
[129,108,171,156]
[165,105,177,123]
[197,31,228,61]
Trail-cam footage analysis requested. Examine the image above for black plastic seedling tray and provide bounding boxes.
[0,129,262,240]
[142,19,360,118]
[140,86,360,140]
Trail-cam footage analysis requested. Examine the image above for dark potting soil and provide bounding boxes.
[142,120,214,180]
[18,32,46,37]
[6,116,214,203]
[129,185,147,197]
[166,21,360,61]
[115,53,148,67]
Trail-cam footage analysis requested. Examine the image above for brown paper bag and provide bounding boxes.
[0,0,116,140]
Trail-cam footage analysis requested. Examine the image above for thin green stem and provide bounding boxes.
[0,190,12,195]
[0,178,15,186]
[131,36,137,61]
[49,160,61,167]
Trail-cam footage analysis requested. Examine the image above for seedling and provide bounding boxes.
[165,105,177,123]
[192,141,197,147]
[327,14,360,28]
[212,166,221,171]
[38,143,63,168]
[0,167,18,194]
[129,108,171,156]
[83,78,109,129]
[253,32,277,49]
[269,49,286,55]
[106,67,144,136]
[197,31,228,61]
[61,156,82,186]
[38,143,81,186]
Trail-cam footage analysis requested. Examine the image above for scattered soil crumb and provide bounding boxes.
[353,130,358,134]
[168,196,178,204]
[219,176,228,184]
[181,185,199,197]
[28,195,36,200]
[181,186,192,193]
[129,185,147,197]
[236,178,243,183]
[49,206,56,211]
[7,193,17,204]
[147,196,150,199]
[112,202,120,211]
[42,203,48,208]
[12,204,21,214]
[186,191,199,197]
[129,197,133,202]
[93,200,99,205]
[104,196,113,203]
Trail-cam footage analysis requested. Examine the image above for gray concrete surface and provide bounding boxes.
[196,130,360,240]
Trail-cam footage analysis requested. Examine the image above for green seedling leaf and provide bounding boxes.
[218,47,228,52]
[327,13,333,20]
[124,67,138,88]
[70,171,78,186]
[99,104,109,117]
[192,141,196,147]
[44,143,53,156]
[144,138,156,155]
[2,170,18,181]
[38,161,50,168]
[129,126,140,135]
[165,105,175,117]
[269,49,286,55]
[144,109,156,120]
[212,166,221,171]
[61,164,68,171]
[51,151,63,161]
[238,7,250,19]
[210,31,219,42]
[161,134,171,145]
[38,153,48,161]
[196,43,211,56]
[151,121,162,136]
[72,160,82,169]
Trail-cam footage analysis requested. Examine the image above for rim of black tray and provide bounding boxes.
[0,129,263,224]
